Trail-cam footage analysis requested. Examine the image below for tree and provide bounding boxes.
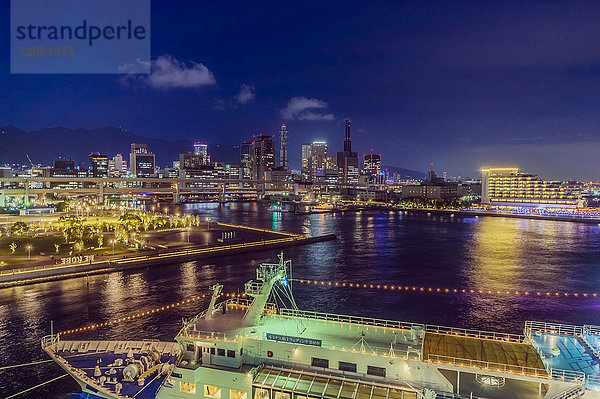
[55,201,69,212]
[9,242,16,253]
[54,243,60,253]
[11,221,29,236]
[59,216,84,243]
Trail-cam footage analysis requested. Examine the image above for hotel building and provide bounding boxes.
[481,167,580,209]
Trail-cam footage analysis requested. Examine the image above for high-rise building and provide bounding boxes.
[337,118,359,184]
[179,152,204,170]
[108,154,127,176]
[302,142,329,180]
[279,124,288,169]
[249,135,276,180]
[481,167,578,208]
[193,142,210,164]
[240,141,252,179]
[130,143,155,177]
[363,152,381,175]
[301,144,311,171]
[88,153,108,178]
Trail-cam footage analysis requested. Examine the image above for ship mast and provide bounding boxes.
[241,252,290,326]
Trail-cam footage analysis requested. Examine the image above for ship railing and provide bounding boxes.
[524,321,583,337]
[427,354,549,379]
[427,354,587,385]
[582,324,600,336]
[584,374,600,390]
[179,330,240,342]
[279,308,424,330]
[41,334,59,349]
[548,369,586,385]
[339,344,420,360]
[424,324,524,343]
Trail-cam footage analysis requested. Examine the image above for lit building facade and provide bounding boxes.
[363,153,381,174]
[240,141,252,179]
[337,118,359,184]
[129,143,156,177]
[481,167,579,209]
[88,153,108,178]
[108,154,127,176]
[193,142,210,164]
[249,135,276,180]
[279,124,288,169]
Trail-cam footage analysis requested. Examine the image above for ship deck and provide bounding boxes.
[423,332,547,375]
[187,303,423,359]
[44,340,180,399]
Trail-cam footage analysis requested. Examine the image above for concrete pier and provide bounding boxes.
[0,231,336,288]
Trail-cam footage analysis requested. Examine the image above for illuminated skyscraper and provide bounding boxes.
[337,118,359,184]
[240,141,252,179]
[249,135,276,180]
[363,152,381,175]
[88,152,108,177]
[130,143,155,177]
[193,142,209,164]
[279,124,288,169]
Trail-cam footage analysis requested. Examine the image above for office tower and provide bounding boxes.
[279,124,288,168]
[130,143,155,177]
[301,144,311,171]
[88,153,108,178]
[249,135,276,180]
[301,142,331,181]
[193,142,210,164]
[108,154,127,176]
[240,141,252,179]
[363,152,381,175]
[179,152,204,170]
[336,118,359,184]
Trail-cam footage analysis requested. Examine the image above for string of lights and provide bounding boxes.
[295,279,599,298]
[59,292,246,336]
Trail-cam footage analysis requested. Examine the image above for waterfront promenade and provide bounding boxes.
[0,222,335,287]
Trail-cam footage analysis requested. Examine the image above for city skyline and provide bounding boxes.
[3,2,600,179]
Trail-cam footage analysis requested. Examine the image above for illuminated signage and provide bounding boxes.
[266,333,322,347]
[60,254,95,265]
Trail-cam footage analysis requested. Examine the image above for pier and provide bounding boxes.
[0,223,336,287]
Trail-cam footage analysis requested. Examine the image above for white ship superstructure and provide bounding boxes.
[43,253,600,399]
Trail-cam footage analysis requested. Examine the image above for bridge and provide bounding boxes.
[0,177,306,206]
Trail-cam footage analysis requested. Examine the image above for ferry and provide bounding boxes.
[42,253,600,399]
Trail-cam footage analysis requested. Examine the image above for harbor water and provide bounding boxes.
[1,202,600,397]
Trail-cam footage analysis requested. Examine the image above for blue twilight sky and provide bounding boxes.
[2,1,600,179]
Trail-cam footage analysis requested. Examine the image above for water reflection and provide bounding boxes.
[1,205,600,397]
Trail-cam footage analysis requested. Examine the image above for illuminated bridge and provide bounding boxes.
[0,176,307,205]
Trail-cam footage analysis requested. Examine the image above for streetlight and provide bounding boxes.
[111,239,115,255]
[27,245,32,260]
[187,227,191,243]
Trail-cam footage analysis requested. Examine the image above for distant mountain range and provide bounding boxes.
[0,125,426,179]
[0,126,240,168]
[382,165,426,180]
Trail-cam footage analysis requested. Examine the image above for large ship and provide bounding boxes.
[43,253,600,399]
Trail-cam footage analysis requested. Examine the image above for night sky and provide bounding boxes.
[2,1,600,179]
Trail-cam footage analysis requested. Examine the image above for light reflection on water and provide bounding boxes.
[2,203,600,397]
